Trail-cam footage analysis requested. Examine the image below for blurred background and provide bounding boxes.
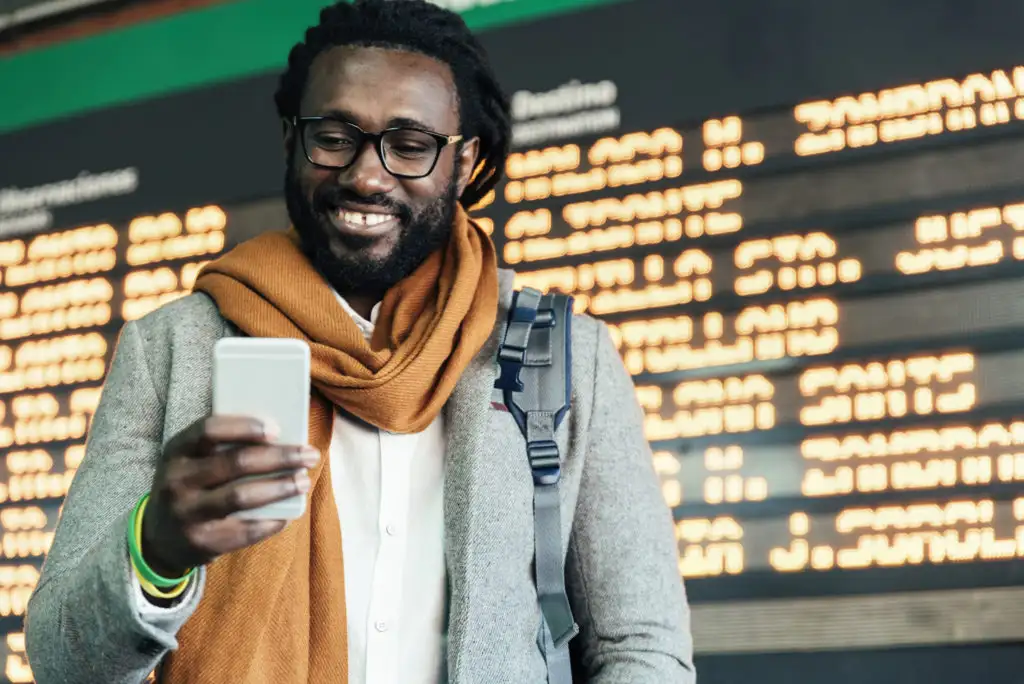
[3,0,1024,682]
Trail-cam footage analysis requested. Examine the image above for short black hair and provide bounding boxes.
[275,0,511,209]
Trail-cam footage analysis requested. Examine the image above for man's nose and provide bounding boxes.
[337,141,397,196]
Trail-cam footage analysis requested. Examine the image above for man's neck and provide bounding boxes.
[342,293,379,321]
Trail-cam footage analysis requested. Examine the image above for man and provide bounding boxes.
[24,1,695,682]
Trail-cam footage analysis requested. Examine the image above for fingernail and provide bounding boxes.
[300,447,320,467]
[261,419,280,440]
[295,469,311,493]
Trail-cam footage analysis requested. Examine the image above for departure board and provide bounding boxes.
[4,0,1024,679]
[6,63,1024,603]
[0,203,233,681]
[475,63,1024,595]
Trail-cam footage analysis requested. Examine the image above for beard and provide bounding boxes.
[284,161,459,296]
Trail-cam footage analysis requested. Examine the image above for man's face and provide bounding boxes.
[284,45,480,296]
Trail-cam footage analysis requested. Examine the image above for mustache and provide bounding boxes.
[313,187,413,223]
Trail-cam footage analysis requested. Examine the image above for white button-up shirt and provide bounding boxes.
[133,296,448,684]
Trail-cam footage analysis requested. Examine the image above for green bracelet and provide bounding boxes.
[127,493,195,589]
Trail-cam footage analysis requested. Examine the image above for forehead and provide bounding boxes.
[301,45,460,130]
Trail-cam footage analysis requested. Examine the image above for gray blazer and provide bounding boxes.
[24,269,695,684]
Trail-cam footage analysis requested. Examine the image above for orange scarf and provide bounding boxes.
[161,205,498,683]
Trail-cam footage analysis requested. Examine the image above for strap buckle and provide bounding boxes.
[494,294,540,393]
[528,440,561,485]
[495,346,526,392]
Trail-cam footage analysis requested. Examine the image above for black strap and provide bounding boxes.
[495,288,578,683]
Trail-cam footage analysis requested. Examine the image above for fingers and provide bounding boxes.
[183,469,311,521]
[174,444,319,489]
[148,416,314,570]
[197,415,279,451]
[167,415,277,460]
[183,518,289,561]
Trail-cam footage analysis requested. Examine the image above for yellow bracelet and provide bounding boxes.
[136,570,190,599]
[132,497,191,600]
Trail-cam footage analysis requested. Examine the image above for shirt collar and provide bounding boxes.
[332,291,380,341]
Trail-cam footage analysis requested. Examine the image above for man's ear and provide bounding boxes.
[455,137,481,197]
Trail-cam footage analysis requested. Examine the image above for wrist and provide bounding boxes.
[128,493,194,586]
[139,515,191,580]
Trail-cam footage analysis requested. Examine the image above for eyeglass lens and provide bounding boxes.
[303,120,440,177]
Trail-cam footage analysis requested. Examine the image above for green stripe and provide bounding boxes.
[0,0,628,135]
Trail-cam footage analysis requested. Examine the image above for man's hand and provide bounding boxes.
[140,415,319,579]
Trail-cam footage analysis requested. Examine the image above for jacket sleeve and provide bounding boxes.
[566,321,696,683]
[24,320,206,684]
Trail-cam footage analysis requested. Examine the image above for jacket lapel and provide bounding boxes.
[443,269,514,682]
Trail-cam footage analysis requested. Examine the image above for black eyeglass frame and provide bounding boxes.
[292,116,464,179]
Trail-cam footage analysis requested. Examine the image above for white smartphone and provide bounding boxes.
[212,337,311,521]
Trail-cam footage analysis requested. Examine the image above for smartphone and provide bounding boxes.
[212,337,311,521]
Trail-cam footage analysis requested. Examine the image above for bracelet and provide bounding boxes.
[135,570,190,600]
[130,499,191,599]
[127,493,195,589]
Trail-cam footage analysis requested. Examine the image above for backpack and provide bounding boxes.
[493,287,579,684]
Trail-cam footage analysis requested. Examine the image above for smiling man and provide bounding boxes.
[24,2,695,683]
[283,43,472,318]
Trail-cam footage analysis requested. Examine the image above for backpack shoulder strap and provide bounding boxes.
[495,287,578,683]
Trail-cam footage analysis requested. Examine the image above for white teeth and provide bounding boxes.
[340,211,394,226]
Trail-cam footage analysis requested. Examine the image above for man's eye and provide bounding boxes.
[314,135,354,148]
[390,145,430,158]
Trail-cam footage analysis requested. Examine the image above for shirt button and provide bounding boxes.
[375,620,388,632]
[385,524,398,536]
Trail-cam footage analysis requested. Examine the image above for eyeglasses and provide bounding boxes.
[293,116,463,179]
